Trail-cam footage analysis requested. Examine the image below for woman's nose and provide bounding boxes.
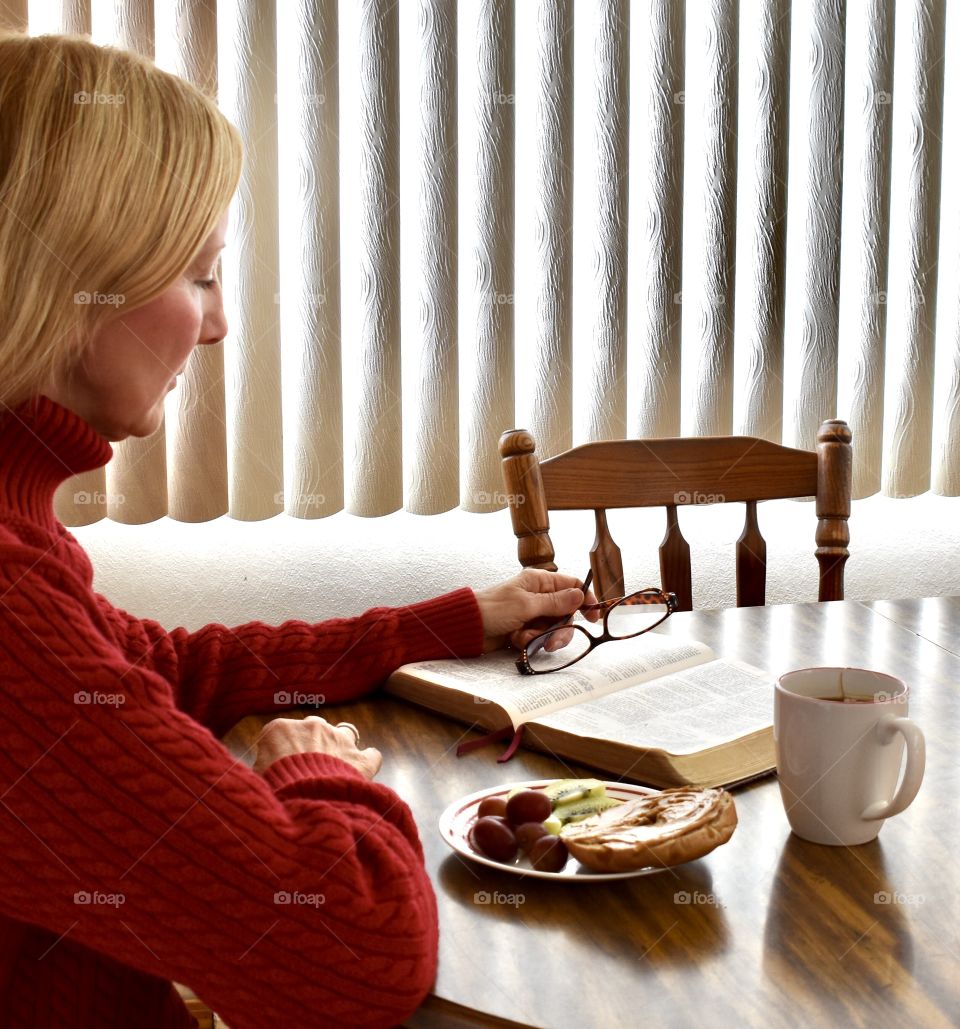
[200,299,228,346]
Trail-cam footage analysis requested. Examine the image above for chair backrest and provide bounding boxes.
[499,420,852,609]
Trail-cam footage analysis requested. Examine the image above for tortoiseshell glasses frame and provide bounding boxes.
[515,570,679,676]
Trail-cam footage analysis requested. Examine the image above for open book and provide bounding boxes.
[385,635,775,788]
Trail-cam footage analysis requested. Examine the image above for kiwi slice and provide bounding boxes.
[542,778,606,808]
[505,779,602,801]
[553,795,623,826]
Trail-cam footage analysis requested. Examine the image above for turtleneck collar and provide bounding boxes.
[0,395,113,531]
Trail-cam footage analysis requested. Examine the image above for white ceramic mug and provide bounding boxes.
[774,667,925,845]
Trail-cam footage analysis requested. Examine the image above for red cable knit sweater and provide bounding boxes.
[0,395,484,1028]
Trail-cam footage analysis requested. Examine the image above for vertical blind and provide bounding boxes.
[3,0,958,524]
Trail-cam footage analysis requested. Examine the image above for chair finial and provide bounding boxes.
[817,419,852,446]
[499,429,536,459]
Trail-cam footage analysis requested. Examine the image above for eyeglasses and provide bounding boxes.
[515,570,679,676]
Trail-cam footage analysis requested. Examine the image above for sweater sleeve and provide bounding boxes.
[92,587,485,735]
[0,560,445,1028]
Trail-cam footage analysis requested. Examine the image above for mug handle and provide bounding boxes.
[860,715,926,821]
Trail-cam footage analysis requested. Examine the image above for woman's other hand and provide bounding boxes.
[253,716,382,780]
[474,569,600,653]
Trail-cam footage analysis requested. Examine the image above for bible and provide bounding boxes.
[385,634,775,788]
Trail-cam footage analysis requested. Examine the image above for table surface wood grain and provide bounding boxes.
[865,595,960,658]
[224,599,960,1029]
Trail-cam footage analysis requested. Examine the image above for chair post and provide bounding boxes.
[815,419,852,601]
[499,429,558,573]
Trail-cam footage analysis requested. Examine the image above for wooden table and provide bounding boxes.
[866,595,960,657]
[226,600,960,1029]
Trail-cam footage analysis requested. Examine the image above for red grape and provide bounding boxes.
[529,834,568,873]
[505,789,552,826]
[469,816,519,862]
[477,796,509,819]
[514,821,550,853]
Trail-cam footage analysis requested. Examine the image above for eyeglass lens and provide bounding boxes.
[524,593,670,673]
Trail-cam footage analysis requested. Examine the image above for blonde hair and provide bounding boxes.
[0,32,243,407]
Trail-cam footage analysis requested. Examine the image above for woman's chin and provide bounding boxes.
[102,408,165,441]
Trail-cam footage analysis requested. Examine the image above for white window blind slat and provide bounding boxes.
[113,0,151,54]
[61,1,89,33]
[632,0,684,439]
[527,0,574,459]
[461,0,515,513]
[584,0,629,443]
[839,0,894,500]
[790,0,845,453]
[689,0,738,438]
[350,0,401,516]
[737,0,790,444]
[408,0,458,515]
[934,0,960,495]
[883,0,946,498]
[220,0,281,521]
[283,0,343,519]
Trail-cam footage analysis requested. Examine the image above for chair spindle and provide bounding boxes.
[590,509,625,601]
[660,505,693,611]
[736,499,766,607]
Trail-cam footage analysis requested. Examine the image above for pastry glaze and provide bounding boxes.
[563,787,738,871]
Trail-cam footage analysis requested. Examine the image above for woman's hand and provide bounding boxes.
[474,568,599,653]
[253,716,382,780]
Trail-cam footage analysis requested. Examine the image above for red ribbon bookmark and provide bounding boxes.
[456,724,526,763]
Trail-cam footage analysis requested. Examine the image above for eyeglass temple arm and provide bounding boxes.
[580,589,679,614]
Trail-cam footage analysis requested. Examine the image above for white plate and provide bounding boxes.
[438,779,665,882]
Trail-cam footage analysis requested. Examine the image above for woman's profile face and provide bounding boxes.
[45,212,229,441]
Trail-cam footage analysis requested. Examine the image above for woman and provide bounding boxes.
[0,32,590,1028]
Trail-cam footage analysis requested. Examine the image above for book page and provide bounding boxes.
[394,635,714,727]
[532,658,773,754]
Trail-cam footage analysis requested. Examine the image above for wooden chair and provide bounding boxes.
[499,420,852,610]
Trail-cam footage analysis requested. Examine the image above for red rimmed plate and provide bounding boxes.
[438,779,666,881]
